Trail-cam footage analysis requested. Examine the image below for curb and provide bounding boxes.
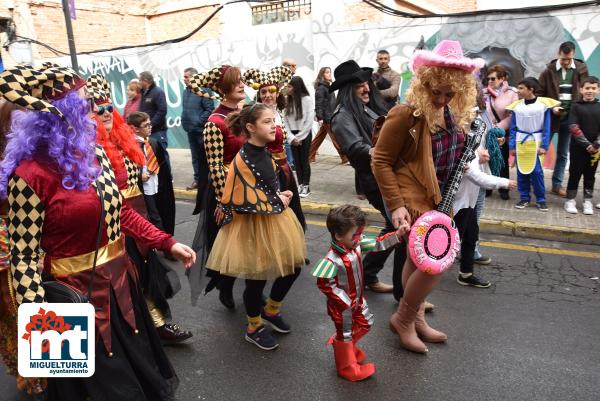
[174,188,600,245]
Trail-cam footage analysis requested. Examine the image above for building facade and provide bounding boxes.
[1,0,598,149]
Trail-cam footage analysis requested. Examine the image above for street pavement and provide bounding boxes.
[2,201,599,401]
[169,148,600,243]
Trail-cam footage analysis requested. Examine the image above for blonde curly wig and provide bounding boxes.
[406,66,478,132]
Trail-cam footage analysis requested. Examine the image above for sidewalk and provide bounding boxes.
[169,149,600,245]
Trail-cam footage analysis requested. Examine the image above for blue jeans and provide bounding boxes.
[518,157,546,203]
[285,142,295,169]
[187,130,203,183]
[551,119,571,188]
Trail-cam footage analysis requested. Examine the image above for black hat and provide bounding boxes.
[329,60,373,93]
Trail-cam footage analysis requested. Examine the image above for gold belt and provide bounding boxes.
[51,238,124,276]
[271,151,286,161]
[122,185,142,199]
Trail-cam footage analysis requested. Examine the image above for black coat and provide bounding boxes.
[140,84,168,133]
[330,104,379,193]
[139,137,176,235]
[314,81,336,124]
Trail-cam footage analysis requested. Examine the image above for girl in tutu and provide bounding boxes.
[205,103,306,350]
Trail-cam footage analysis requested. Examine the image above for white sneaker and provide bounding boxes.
[582,200,594,215]
[299,185,310,198]
[596,202,600,210]
[564,199,578,214]
[297,184,304,194]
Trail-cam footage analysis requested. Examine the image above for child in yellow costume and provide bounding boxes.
[508,77,560,211]
[205,103,306,351]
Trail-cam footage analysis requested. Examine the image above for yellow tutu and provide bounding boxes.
[206,208,306,280]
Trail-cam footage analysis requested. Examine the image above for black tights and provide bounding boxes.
[244,268,301,318]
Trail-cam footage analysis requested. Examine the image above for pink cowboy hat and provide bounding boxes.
[410,40,485,73]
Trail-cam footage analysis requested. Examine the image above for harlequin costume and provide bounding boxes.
[507,97,560,205]
[206,141,306,349]
[0,202,16,375]
[0,65,178,400]
[87,74,189,343]
[243,66,306,230]
[188,65,246,305]
[311,232,400,381]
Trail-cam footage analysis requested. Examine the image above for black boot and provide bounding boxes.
[217,278,235,310]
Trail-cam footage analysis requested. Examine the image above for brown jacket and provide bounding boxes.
[372,104,441,218]
[538,58,589,133]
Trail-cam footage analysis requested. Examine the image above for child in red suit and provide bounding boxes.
[311,205,407,381]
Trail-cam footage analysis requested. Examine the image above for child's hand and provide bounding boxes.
[142,173,150,182]
[214,204,225,224]
[507,180,517,190]
[395,222,411,239]
[278,190,292,208]
[537,148,546,155]
[586,144,596,154]
[478,148,490,163]
[391,207,412,230]
[509,149,516,157]
[552,106,564,115]
[169,243,196,269]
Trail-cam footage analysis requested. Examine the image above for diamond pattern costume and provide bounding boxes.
[188,65,231,100]
[1,63,179,400]
[86,73,112,104]
[241,66,305,230]
[7,146,176,351]
[0,65,85,118]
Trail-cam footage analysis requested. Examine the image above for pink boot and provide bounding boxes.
[389,299,428,353]
[415,303,447,343]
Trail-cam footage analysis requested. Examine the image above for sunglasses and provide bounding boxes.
[96,104,114,116]
[487,77,497,81]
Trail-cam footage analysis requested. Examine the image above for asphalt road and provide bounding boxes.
[2,201,599,401]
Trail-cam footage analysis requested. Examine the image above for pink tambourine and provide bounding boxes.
[408,210,461,275]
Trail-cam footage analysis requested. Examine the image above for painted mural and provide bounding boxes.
[51,3,600,151]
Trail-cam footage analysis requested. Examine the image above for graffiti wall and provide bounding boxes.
[51,2,600,150]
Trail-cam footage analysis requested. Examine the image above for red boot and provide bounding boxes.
[329,336,368,365]
[353,342,367,363]
[332,339,375,381]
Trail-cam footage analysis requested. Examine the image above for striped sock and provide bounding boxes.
[247,315,262,333]
[263,298,282,317]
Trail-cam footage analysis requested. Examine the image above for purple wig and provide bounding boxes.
[0,91,100,198]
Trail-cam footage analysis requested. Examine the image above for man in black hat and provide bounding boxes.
[330,60,403,295]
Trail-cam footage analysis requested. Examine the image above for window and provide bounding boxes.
[251,0,312,25]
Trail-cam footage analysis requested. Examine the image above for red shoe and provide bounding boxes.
[332,339,375,381]
[353,342,367,363]
[329,335,367,364]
